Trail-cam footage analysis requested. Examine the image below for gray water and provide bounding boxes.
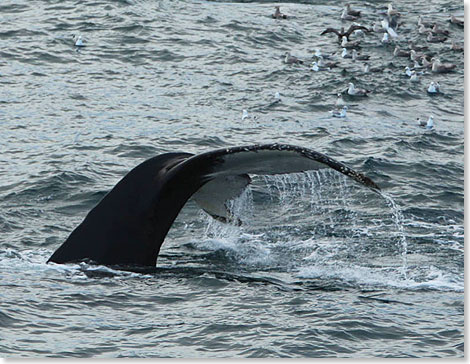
[0,0,464,358]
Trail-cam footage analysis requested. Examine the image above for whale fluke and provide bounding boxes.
[47,144,379,267]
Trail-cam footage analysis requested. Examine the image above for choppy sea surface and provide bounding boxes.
[0,0,464,358]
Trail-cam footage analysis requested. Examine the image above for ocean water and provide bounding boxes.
[0,0,464,358]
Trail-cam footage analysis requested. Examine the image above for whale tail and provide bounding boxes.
[47,144,379,267]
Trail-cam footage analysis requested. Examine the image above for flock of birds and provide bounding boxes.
[274,3,463,130]
[71,4,463,132]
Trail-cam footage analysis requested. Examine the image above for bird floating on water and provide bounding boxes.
[427,32,447,43]
[417,115,434,129]
[341,36,361,49]
[341,48,351,59]
[73,35,85,47]
[449,15,464,27]
[330,106,348,118]
[409,71,419,82]
[284,52,303,64]
[393,46,410,57]
[336,93,346,107]
[431,58,456,73]
[427,81,441,94]
[341,8,359,21]
[347,82,369,97]
[242,110,249,120]
[345,4,361,17]
[405,66,412,77]
[272,6,287,19]
[363,63,384,73]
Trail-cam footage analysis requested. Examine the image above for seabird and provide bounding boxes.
[421,57,432,68]
[351,49,369,61]
[274,92,281,102]
[336,93,346,107]
[387,3,401,17]
[417,115,434,129]
[341,36,361,49]
[345,4,361,17]
[317,56,338,68]
[284,52,303,64]
[431,58,456,73]
[409,71,419,82]
[381,18,398,38]
[393,46,410,57]
[410,49,425,62]
[341,8,359,21]
[405,66,413,77]
[73,35,85,47]
[272,6,287,19]
[381,33,391,43]
[242,110,249,120]
[347,82,369,96]
[418,24,432,34]
[431,24,450,36]
[330,106,348,118]
[449,15,464,27]
[341,48,352,58]
[320,24,369,42]
[427,33,447,43]
[427,81,441,94]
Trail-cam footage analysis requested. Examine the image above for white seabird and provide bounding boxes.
[341,8,358,21]
[330,106,348,118]
[242,110,249,120]
[74,35,85,47]
[409,71,419,82]
[405,66,412,77]
[417,115,434,129]
[427,81,441,94]
[347,82,369,96]
[336,93,346,107]
[341,48,351,58]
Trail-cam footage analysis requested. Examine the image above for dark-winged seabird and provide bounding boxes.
[272,6,287,19]
[320,24,369,42]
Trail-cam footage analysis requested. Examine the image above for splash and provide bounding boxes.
[197,169,423,289]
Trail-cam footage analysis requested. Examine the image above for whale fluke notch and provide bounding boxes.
[47,143,379,267]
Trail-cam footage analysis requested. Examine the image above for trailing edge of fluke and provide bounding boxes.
[47,143,380,267]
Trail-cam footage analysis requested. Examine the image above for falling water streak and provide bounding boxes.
[380,192,409,280]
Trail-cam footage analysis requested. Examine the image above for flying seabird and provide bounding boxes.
[272,6,287,19]
[347,82,369,96]
[320,24,369,42]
